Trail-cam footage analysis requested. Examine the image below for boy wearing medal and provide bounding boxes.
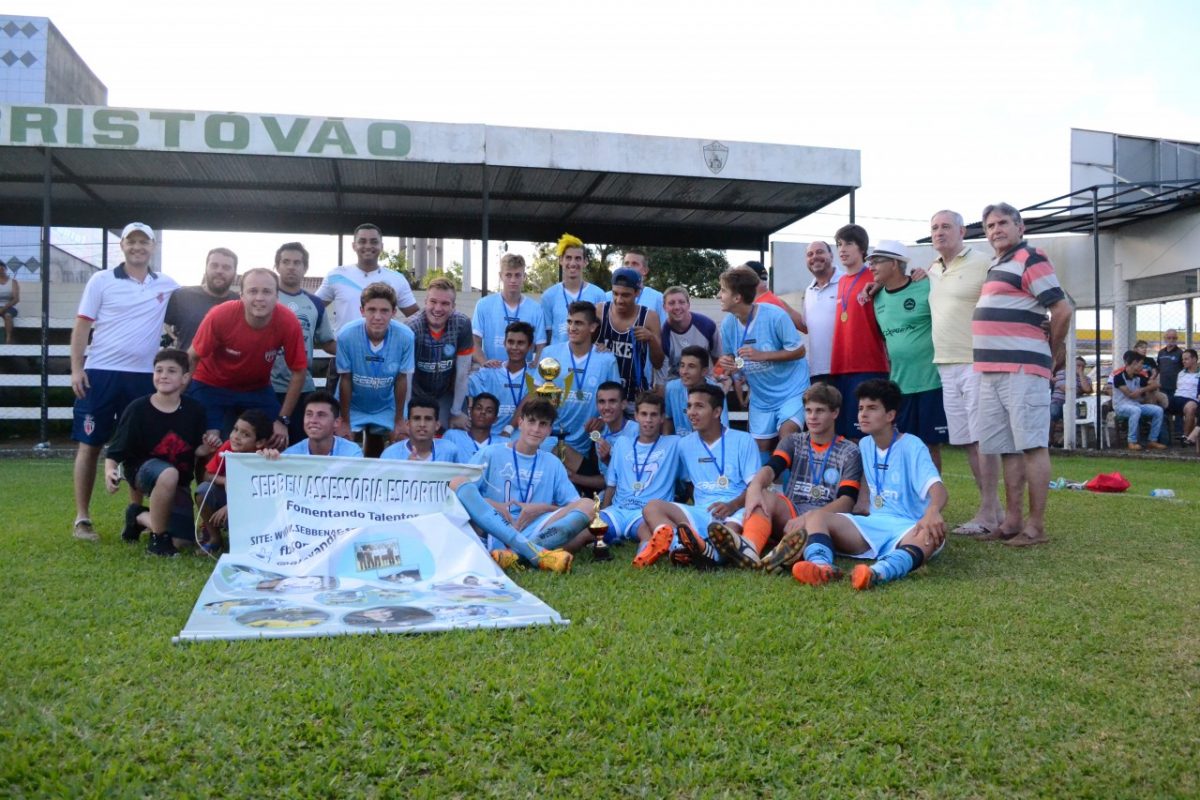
[541,302,621,464]
[443,393,499,459]
[663,346,730,435]
[709,383,862,570]
[542,233,607,344]
[468,320,537,436]
[335,283,416,457]
[449,399,595,574]
[715,266,809,461]
[599,393,681,546]
[789,379,946,590]
[634,384,760,568]
[828,224,890,440]
[380,398,465,463]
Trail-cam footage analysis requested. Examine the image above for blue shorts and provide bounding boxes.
[135,459,195,540]
[196,481,228,513]
[1168,394,1196,415]
[599,506,646,542]
[897,388,949,446]
[186,380,280,437]
[833,372,890,439]
[749,393,805,440]
[837,512,945,562]
[72,369,153,446]
[1,306,15,318]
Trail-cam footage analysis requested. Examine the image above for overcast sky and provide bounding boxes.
[19,0,1200,287]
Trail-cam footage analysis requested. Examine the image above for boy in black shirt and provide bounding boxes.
[105,349,215,556]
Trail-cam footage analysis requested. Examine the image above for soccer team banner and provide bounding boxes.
[174,454,568,642]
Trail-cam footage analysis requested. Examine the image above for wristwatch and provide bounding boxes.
[276,415,290,426]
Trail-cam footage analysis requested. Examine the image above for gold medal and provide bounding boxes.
[575,390,585,401]
[840,311,849,323]
[809,484,822,499]
[717,475,729,488]
[589,430,602,442]
[734,356,745,369]
[633,481,644,492]
[873,495,884,508]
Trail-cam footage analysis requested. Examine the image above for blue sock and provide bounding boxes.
[759,450,771,467]
[454,482,544,564]
[803,533,834,566]
[779,468,791,489]
[871,544,924,584]
[530,510,589,550]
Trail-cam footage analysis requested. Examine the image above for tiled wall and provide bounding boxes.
[0,15,48,103]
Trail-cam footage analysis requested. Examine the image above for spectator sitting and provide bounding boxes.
[1050,356,1094,442]
[0,261,18,343]
[195,409,273,553]
[1112,350,1167,451]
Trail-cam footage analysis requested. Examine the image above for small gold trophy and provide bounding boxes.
[589,492,611,561]
[535,356,576,465]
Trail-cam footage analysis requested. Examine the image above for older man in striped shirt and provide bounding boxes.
[972,202,1073,548]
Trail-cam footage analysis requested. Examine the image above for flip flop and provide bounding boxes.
[952,522,993,536]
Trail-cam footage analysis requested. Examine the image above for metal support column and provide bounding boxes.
[760,234,770,291]
[38,149,52,448]
[337,233,344,266]
[101,226,108,269]
[481,163,490,296]
[1092,188,1102,449]
[849,189,856,224]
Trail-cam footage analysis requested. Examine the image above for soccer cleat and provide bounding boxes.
[122,504,148,542]
[791,560,841,586]
[708,521,761,569]
[759,527,809,574]
[676,524,719,570]
[536,548,573,574]
[668,549,692,567]
[490,549,520,570]
[632,524,674,568]
[850,564,877,591]
[72,519,99,542]
[146,532,179,558]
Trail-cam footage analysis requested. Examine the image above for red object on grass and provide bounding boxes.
[1084,472,1130,493]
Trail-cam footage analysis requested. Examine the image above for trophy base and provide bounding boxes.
[592,541,613,561]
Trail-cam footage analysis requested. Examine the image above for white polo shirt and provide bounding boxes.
[315,265,417,334]
[803,268,843,376]
[76,264,179,372]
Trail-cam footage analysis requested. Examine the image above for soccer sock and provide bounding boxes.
[779,468,791,489]
[741,512,772,554]
[530,510,590,550]
[802,532,834,566]
[870,544,925,584]
[453,482,544,564]
[759,450,772,467]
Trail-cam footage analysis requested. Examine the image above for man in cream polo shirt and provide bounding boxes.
[927,209,1001,535]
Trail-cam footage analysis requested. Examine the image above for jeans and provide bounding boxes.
[1116,403,1163,444]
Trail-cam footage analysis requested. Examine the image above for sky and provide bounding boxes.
[15,0,1200,292]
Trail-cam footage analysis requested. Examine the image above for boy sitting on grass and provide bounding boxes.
[790,379,946,590]
[448,399,594,574]
[104,348,216,557]
[280,391,364,457]
[195,409,273,554]
[709,382,862,572]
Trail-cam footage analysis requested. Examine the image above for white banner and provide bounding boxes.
[175,455,567,642]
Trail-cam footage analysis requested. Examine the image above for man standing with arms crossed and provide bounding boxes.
[70,222,179,541]
[802,241,841,385]
[972,203,1072,547]
[316,223,418,333]
[928,210,1003,535]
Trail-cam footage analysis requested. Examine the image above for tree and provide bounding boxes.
[421,262,464,290]
[632,246,729,298]
[380,249,415,288]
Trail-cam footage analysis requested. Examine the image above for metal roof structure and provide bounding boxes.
[1,104,860,250]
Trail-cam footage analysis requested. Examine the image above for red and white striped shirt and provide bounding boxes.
[972,242,1065,379]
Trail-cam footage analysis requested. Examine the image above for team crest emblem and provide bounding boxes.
[83,414,95,436]
[264,350,277,363]
[702,141,729,175]
[443,343,456,357]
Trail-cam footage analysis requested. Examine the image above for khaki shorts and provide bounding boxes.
[937,363,980,445]
[977,370,1051,454]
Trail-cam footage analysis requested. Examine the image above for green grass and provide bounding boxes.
[1,451,1197,798]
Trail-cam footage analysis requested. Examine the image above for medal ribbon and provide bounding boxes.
[510,446,538,506]
[632,436,660,488]
[738,305,758,354]
[871,430,899,504]
[807,435,838,495]
[568,345,593,401]
[839,269,869,319]
[698,428,727,485]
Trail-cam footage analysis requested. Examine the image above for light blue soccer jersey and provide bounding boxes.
[861,432,941,523]
[282,437,363,457]
[541,282,607,343]
[471,294,547,364]
[335,319,415,419]
[469,365,536,434]
[607,434,681,509]
[470,442,579,509]
[540,342,620,452]
[676,427,760,508]
[596,421,640,478]
[380,438,465,464]
[442,429,497,460]
[604,285,665,320]
[664,378,730,434]
[719,303,809,411]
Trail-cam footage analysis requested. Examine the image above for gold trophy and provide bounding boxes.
[535,357,563,405]
[589,492,612,561]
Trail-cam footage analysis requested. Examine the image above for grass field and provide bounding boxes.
[1,450,1197,798]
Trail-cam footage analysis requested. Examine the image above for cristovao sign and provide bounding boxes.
[0,104,485,162]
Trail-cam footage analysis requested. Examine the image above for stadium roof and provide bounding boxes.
[0,104,860,250]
